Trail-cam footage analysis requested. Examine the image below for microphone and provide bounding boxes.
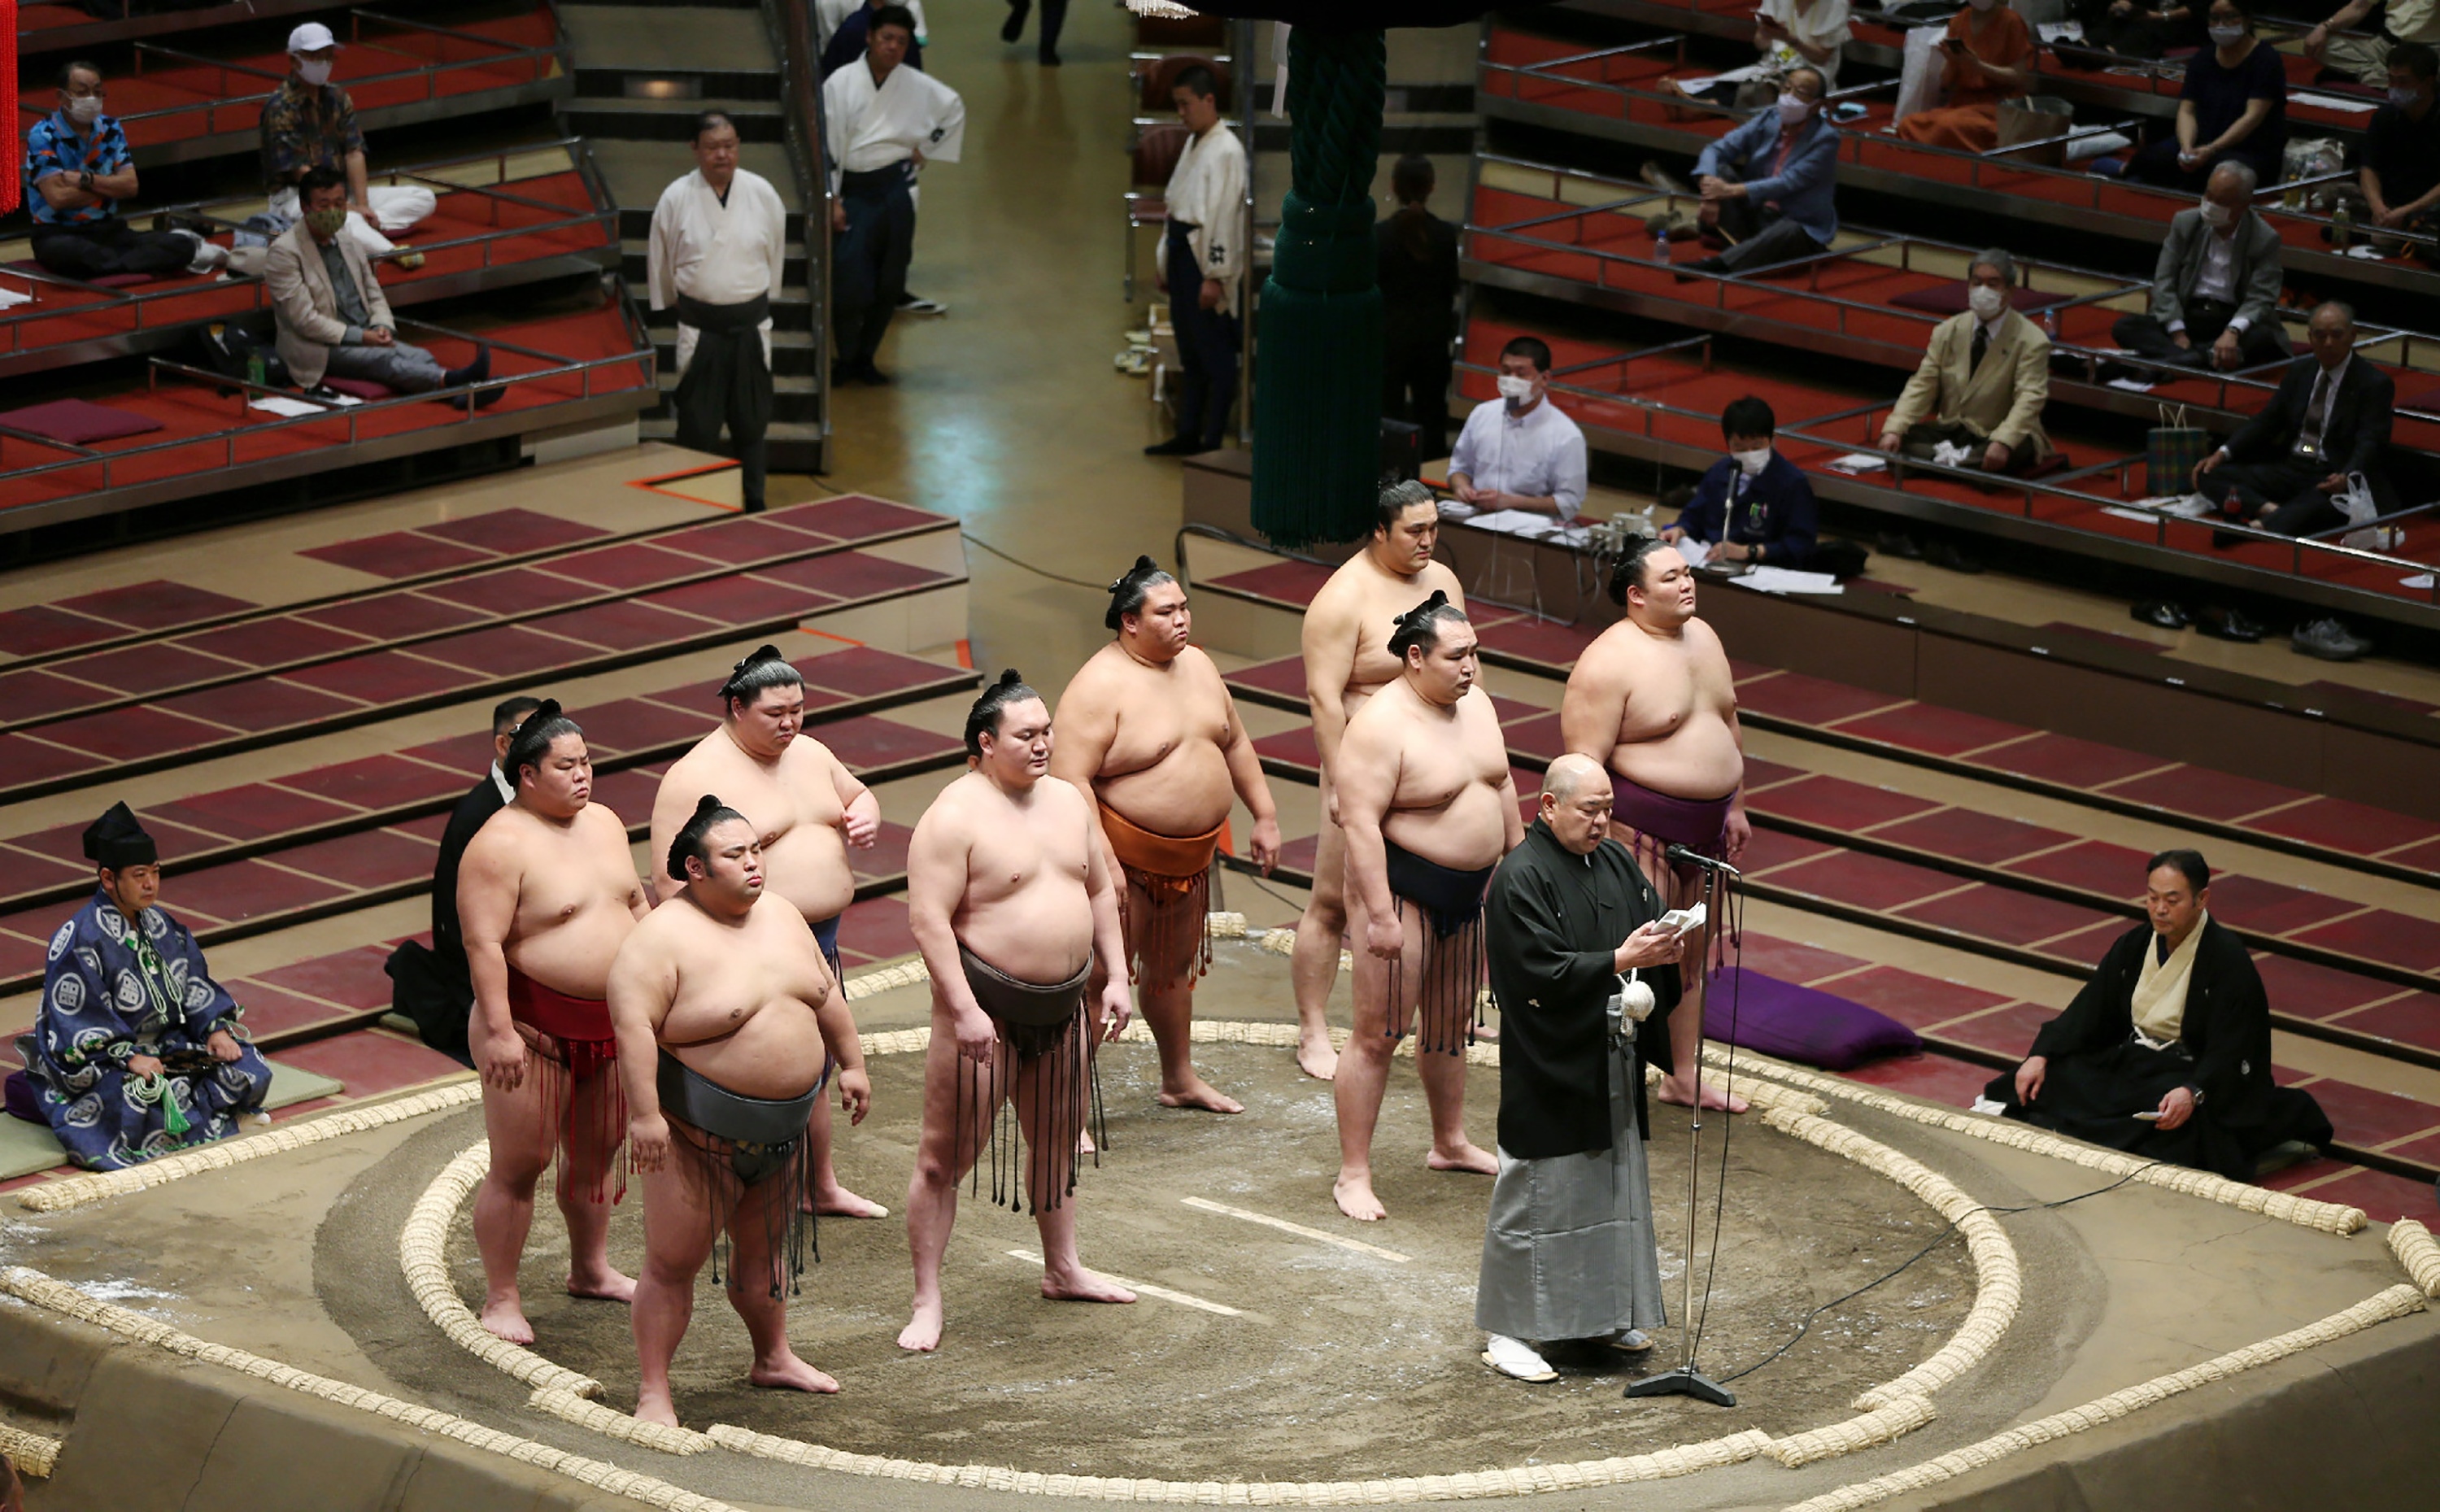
[1665,843,1741,878]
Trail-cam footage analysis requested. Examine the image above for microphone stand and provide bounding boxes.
[1626,846,1741,1408]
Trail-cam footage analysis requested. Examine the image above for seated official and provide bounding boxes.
[2113,163,2290,372]
[2303,0,2440,89]
[16,804,272,1171]
[1664,394,1819,567]
[1877,250,2054,475]
[1982,849,2331,1181]
[24,61,216,281]
[1449,335,1588,521]
[2351,43,2440,259]
[268,168,492,402]
[2124,0,2286,192]
[2196,300,2394,538]
[1895,0,2036,151]
[1680,68,1838,279]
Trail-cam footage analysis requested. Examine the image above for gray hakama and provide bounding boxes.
[1475,1026,1665,1343]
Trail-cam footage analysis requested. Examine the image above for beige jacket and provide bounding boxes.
[264,223,394,388]
[1888,307,2053,455]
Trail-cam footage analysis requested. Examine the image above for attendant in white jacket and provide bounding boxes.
[1145,66,1247,457]
[822,5,964,385]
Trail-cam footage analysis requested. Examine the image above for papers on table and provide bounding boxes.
[1466,508,1589,546]
[247,392,361,418]
[1736,565,1842,595]
[1824,452,1889,475]
[2293,91,2381,114]
[1675,537,1710,569]
[2107,377,2159,393]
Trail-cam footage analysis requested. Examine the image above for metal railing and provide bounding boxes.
[768,0,832,451]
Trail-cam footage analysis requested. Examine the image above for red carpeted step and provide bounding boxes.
[813,716,962,778]
[419,508,609,556]
[303,530,499,579]
[1839,1050,1998,1106]
[2290,1077,2440,1147]
[265,829,442,891]
[271,753,467,810]
[1471,617,1597,672]
[754,551,948,600]
[2270,1166,2434,1225]
[172,616,371,667]
[0,668,106,723]
[580,696,721,756]
[2203,874,2364,935]
[1762,848,1963,911]
[1206,561,1332,609]
[525,599,714,653]
[547,542,725,591]
[152,678,359,733]
[1830,703,2034,759]
[1924,1002,2054,1057]
[1737,671,1905,725]
[2098,765,2314,822]
[251,945,399,1011]
[1224,656,1309,702]
[1896,883,2116,950]
[57,580,255,630]
[2331,991,2440,1053]
[1968,731,2168,789]
[2291,912,2440,974]
[149,782,358,841]
[775,495,942,540]
[1739,826,1839,873]
[299,594,487,643]
[1868,808,2078,866]
[270,1028,466,1099]
[1814,963,2015,1031]
[168,856,351,926]
[421,565,607,617]
[1254,726,1322,776]
[2253,797,2440,856]
[2002,838,2155,895]
[852,821,916,889]
[1749,773,1941,832]
[589,766,665,824]
[837,894,917,967]
[2253,953,2406,1019]
[0,603,122,657]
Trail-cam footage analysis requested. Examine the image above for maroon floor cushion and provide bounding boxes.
[321,377,395,401]
[0,398,166,445]
[1701,965,1923,1070]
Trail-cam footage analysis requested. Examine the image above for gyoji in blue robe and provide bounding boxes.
[17,887,272,1170]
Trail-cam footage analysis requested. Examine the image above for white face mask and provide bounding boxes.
[1732,447,1772,476]
[294,57,333,86]
[1967,283,2006,320]
[2391,86,2423,107]
[1496,373,1538,403]
[1776,95,1814,127]
[2207,24,2245,46]
[63,95,102,126]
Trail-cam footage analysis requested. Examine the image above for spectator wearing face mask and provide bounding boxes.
[1894,0,2036,152]
[1877,249,2055,476]
[1663,396,1818,568]
[2353,41,2440,259]
[2124,0,2286,190]
[258,22,435,256]
[2112,160,2289,371]
[24,60,220,280]
[1447,335,1588,521]
[1678,65,1840,279]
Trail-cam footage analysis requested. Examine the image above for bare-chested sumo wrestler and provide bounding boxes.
[648,645,887,1220]
[612,796,871,1424]
[1292,480,1466,1082]
[899,671,1136,1353]
[1560,539,1751,1113]
[458,702,651,1343]
[1051,556,1282,1115]
[1333,595,1521,1222]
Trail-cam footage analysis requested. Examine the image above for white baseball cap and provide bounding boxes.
[287,21,341,53]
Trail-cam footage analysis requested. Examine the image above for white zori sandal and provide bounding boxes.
[1481,1335,1558,1383]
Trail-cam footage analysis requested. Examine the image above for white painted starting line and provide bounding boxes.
[1002,1249,1244,1317]
[1179,1196,1413,1263]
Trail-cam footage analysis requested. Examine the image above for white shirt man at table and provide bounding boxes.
[1447,335,1588,521]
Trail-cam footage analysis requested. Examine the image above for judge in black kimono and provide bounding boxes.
[1478,755,1690,1383]
[1982,848,2331,1183]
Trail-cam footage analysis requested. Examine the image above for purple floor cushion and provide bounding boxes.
[4,1069,42,1125]
[0,398,165,445]
[320,377,394,401]
[1889,285,2072,316]
[1701,965,1922,1070]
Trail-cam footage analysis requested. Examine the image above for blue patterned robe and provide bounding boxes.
[19,889,272,1170]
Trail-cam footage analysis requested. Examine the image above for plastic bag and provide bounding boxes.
[1895,25,1945,125]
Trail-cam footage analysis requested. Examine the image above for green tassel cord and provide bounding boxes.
[1251,26,1387,548]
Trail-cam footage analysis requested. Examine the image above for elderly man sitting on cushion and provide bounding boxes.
[15,804,271,1171]
[1980,848,2330,1181]
[1876,248,2055,476]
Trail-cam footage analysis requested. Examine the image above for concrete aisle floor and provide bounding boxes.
[816,0,1192,695]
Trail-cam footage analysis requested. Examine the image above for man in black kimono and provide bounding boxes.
[1982,848,2330,1182]
[385,695,542,1064]
[1478,754,1691,1382]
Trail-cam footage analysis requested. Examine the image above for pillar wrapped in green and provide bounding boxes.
[1249,26,1385,548]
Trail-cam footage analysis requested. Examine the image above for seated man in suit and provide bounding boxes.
[267,167,490,401]
[2195,299,2394,538]
[1876,249,2054,475]
[1676,65,1839,278]
[2112,160,2290,372]
[1981,849,2330,1182]
[1662,394,1819,567]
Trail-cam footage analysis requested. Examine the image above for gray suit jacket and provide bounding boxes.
[264,224,394,388]
[1889,307,2054,455]
[2150,207,2282,333]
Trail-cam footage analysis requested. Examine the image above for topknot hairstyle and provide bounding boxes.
[669,793,751,881]
[964,669,1044,756]
[1374,477,1437,535]
[1606,536,1674,606]
[1105,555,1180,631]
[503,699,584,787]
[718,644,804,710]
[1388,590,1467,661]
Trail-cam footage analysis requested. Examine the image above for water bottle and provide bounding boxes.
[2330,200,2353,251]
[245,352,266,387]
